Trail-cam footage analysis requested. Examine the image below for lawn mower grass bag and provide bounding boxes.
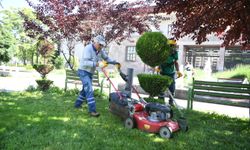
[109,92,129,119]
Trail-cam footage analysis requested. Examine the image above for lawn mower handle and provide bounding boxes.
[104,61,128,82]
[101,61,143,100]
[101,66,123,99]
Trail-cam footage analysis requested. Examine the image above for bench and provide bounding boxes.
[65,69,111,93]
[65,69,81,91]
[0,66,20,76]
[217,78,243,84]
[188,78,250,117]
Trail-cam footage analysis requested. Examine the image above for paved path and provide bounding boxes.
[0,71,38,92]
[0,70,66,91]
[131,93,249,119]
[0,70,249,119]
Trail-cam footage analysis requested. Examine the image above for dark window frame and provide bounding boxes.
[125,46,136,62]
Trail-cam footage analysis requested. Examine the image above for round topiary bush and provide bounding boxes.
[137,74,172,97]
[136,32,171,67]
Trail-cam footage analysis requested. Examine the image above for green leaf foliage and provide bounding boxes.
[0,8,39,65]
[144,97,165,104]
[0,25,12,64]
[136,32,171,67]
[137,73,172,97]
[33,64,54,79]
[35,79,53,91]
[53,56,64,69]
[0,50,10,63]
[214,65,250,82]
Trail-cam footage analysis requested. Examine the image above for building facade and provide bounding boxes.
[107,14,250,75]
[71,14,250,75]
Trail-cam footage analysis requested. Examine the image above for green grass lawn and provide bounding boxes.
[0,90,249,150]
[214,65,250,81]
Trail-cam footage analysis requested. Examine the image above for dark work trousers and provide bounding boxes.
[74,69,96,112]
[158,73,175,105]
[167,73,175,104]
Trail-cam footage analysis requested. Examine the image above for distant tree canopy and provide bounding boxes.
[0,26,12,63]
[0,8,38,65]
[155,0,250,48]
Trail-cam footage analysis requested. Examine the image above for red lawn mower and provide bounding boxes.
[102,63,188,139]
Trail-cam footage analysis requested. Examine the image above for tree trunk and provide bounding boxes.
[31,52,34,66]
[23,59,27,65]
[36,51,39,64]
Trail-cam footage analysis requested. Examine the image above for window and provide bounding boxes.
[224,47,250,69]
[185,46,219,71]
[126,46,136,61]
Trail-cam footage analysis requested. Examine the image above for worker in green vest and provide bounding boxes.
[157,38,183,106]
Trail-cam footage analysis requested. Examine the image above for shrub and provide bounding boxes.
[143,97,165,104]
[26,85,37,92]
[25,85,64,93]
[137,74,172,97]
[24,64,34,70]
[64,88,80,96]
[46,86,64,94]
[136,32,171,67]
[33,38,55,91]
[36,79,53,91]
[94,89,105,98]
[33,64,54,79]
[54,56,64,69]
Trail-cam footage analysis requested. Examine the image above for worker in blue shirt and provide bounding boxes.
[75,35,119,117]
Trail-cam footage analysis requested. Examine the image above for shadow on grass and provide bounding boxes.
[0,91,249,150]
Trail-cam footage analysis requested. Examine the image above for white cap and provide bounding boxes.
[94,35,106,46]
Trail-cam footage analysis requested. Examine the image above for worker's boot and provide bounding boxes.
[89,112,100,117]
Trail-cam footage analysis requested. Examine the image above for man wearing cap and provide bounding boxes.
[75,35,119,117]
[157,38,183,106]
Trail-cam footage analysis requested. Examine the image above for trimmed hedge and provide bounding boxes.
[143,97,165,104]
[136,32,171,67]
[33,64,54,79]
[137,74,172,97]
[35,79,53,91]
